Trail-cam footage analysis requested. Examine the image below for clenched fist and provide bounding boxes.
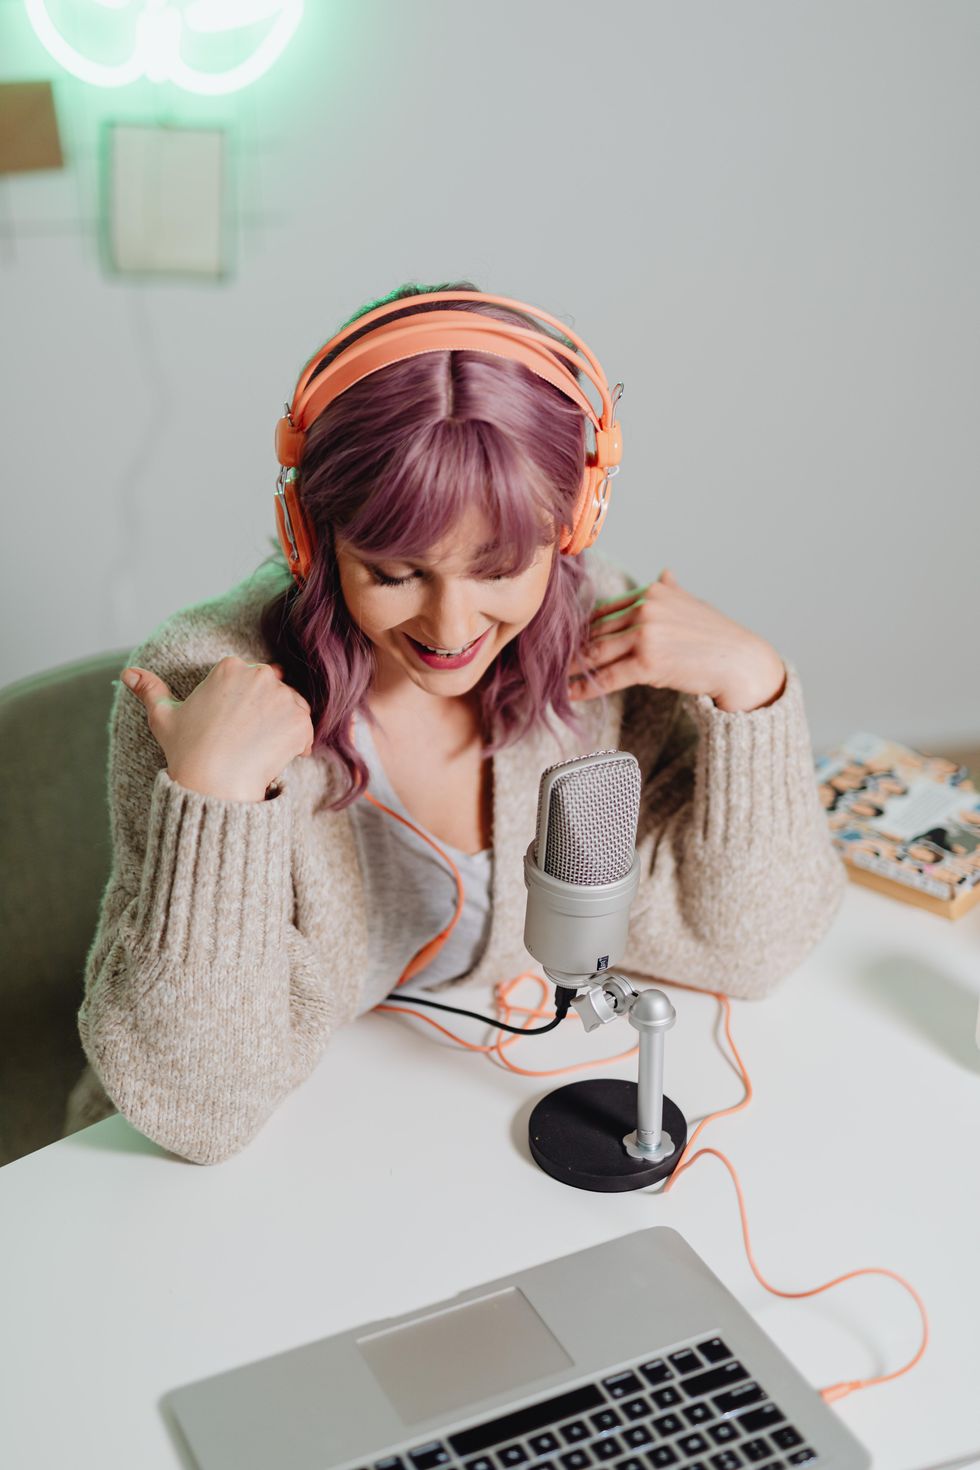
[120,656,315,803]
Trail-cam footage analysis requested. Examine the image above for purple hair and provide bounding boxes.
[257,280,606,810]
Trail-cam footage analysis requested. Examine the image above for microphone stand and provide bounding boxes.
[528,972,688,1193]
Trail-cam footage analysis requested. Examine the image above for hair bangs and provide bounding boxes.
[470,420,562,577]
[340,417,554,580]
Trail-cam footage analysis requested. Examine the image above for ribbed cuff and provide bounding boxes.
[686,660,821,852]
[136,768,292,970]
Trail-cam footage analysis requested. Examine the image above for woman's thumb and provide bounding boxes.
[120,666,174,708]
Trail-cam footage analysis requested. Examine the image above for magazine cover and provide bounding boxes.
[814,731,980,919]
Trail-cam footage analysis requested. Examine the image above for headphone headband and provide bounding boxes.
[273,289,624,583]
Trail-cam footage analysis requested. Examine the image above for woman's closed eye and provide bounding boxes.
[368,568,418,587]
[368,566,510,587]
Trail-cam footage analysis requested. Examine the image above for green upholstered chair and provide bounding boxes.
[0,651,129,1167]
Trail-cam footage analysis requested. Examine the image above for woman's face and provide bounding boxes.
[334,503,558,702]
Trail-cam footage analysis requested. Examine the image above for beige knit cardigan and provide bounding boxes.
[62,551,845,1164]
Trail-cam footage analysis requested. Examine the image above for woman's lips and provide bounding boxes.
[403,627,493,670]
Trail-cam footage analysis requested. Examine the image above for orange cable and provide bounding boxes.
[361,790,466,984]
[657,989,929,1403]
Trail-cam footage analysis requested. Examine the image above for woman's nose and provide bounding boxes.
[419,579,481,644]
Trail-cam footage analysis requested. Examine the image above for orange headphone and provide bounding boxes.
[273,289,624,586]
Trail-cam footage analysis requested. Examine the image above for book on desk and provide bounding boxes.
[815,730,980,920]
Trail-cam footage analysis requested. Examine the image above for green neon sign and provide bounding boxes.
[25,0,304,95]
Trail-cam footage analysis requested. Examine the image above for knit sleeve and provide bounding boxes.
[72,659,351,1167]
[620,660,847,999]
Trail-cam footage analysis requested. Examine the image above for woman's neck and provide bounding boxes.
[369,656,478,719]
[367,676,486,754]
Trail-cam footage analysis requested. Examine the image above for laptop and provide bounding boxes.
[166,1226,869,1470]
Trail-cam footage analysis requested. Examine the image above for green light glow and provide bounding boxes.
[24,0,304,95]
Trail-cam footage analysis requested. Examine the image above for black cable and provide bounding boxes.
[382,984,575,1035]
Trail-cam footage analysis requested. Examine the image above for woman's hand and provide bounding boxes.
[568,568,787,713]
[120,656,315,802]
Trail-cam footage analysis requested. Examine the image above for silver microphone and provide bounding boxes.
[523,749,642,990]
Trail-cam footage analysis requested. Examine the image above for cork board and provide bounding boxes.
[0,82,63,175]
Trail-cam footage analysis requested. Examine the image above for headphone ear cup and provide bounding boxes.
[275,479,318,586]
[560,466,611,557]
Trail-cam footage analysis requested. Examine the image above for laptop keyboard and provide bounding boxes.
[356,1335,819,1470]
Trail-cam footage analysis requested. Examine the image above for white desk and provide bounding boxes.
[2,884,979,1470]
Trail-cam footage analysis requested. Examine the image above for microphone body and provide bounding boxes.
[523,846,639,986]
[522,749,642,987]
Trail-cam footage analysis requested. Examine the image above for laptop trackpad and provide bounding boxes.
[356,1286,574,1426]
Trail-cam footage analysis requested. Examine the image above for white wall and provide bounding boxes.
[2,0,978,754]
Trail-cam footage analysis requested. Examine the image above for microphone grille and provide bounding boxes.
[534,749,642,885]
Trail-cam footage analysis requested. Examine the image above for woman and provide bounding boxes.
[63,281,844,1165]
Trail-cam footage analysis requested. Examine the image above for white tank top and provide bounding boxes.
[347,712,494,1016]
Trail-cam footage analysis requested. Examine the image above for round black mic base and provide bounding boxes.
[529,1078,688,1193]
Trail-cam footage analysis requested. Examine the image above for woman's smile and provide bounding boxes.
[403,626,495,670]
